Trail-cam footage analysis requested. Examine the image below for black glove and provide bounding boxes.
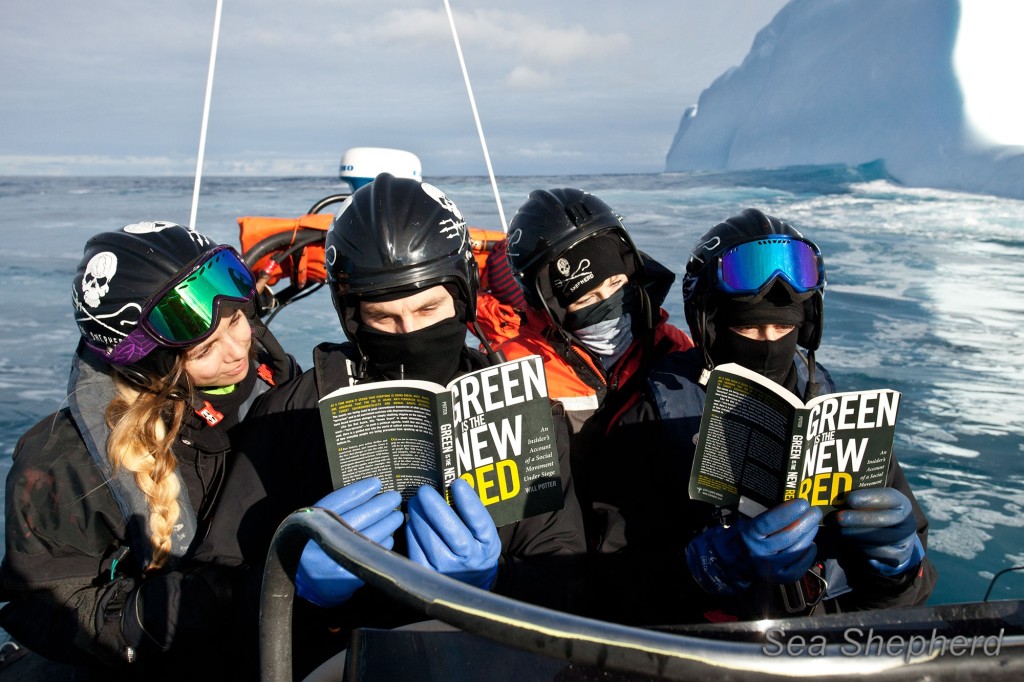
[120,566,237,653]
[94,575,138,662]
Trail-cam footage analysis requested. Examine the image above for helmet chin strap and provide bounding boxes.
[698,309,715,386]
[803,350,820,401]
[471,319,507,365]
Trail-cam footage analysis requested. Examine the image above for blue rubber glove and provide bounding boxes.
[405,479,501,590]
[835,487,925,576]
[685,522,750,596]
[686,498,822,596]
[296,477,404,607]
[741,498,823,582]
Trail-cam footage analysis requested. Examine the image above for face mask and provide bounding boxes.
[573,314,634,369]
[709,328,799,387]
[562,285,635,332]
[355,316,467,385]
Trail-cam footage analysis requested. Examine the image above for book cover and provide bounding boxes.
[688,362,900,519]
[318,354,564,527]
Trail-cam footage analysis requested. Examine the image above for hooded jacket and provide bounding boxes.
[0,333,297,679]
[493,254,692,557]
[572,346,936,624]
[495,254,692,431]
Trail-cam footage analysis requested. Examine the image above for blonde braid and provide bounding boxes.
[106,358,189,570]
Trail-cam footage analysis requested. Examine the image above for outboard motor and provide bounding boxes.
[338,147,422,191]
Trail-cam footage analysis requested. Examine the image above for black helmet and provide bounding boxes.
[72,222,219,362]
[325,173,478,342]
[682,208,826,355]
[506,188,644,328]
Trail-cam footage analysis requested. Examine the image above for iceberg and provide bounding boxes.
[665,0,1024,200]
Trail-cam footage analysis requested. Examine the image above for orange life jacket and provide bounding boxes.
[237,213,332,289]
[495,310,693,434]
[468,228,506,275]
[237,214,504,294]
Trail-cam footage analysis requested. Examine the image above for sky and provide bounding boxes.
[0,0,790,177]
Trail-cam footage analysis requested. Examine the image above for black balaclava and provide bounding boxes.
[355,317,466,384]
[354,284,468,385]
[549,234,628,309]
[707,282,805,390]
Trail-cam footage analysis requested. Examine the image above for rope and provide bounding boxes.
[189,0,224,231]
[442,0,508,233]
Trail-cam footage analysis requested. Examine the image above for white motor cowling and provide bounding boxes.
[338,148,422,190]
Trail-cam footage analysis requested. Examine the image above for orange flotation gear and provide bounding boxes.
[238,213,332,289]
[237,212,507,321]
[467,228,506,276]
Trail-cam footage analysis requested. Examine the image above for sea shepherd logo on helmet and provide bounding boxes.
[73,249,141,349]
[421,182,466,238]
[72,221,214,351]
[80,251,117,309]
[691,235,722,267]
[505,229,523,258]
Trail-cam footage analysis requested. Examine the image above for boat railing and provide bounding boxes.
[261,507,1024,681]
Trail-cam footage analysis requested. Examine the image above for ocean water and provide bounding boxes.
[1,169,1023,609]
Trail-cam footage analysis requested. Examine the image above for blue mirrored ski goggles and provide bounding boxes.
[716,237,825,295]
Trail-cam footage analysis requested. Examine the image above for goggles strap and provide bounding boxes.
[104,328,160,367]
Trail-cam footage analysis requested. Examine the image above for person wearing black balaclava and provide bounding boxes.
[705,283,807,389]
[202,174,584,678]
[552,234,640,371]
[501,195,693,441]
[497,190,693,595]
[617,208,935,626]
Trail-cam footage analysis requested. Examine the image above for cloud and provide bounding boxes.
[358,7,629,91]
[1,0,791,176]
[0,154,195,176]
[457,10,630,65]
[503,66,553,89]
[510,143,586,160]
[361,8,452,43]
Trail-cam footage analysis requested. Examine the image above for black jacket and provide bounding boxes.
[204,341,585,678]
[0,338,297,680]
[573,347,936,625]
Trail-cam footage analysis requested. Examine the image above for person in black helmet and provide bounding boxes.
[641,208,936,622]
[500,190,692,430]
[0,222,299,679]
[496,189,692,584]
[207,174,585,677]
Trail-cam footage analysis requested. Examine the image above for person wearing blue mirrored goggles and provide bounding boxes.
[638,208,935,623]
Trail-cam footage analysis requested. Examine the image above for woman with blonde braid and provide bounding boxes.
[0,222,298,679]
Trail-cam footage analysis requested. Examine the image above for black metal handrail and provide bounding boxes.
[260,507,1024,681]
